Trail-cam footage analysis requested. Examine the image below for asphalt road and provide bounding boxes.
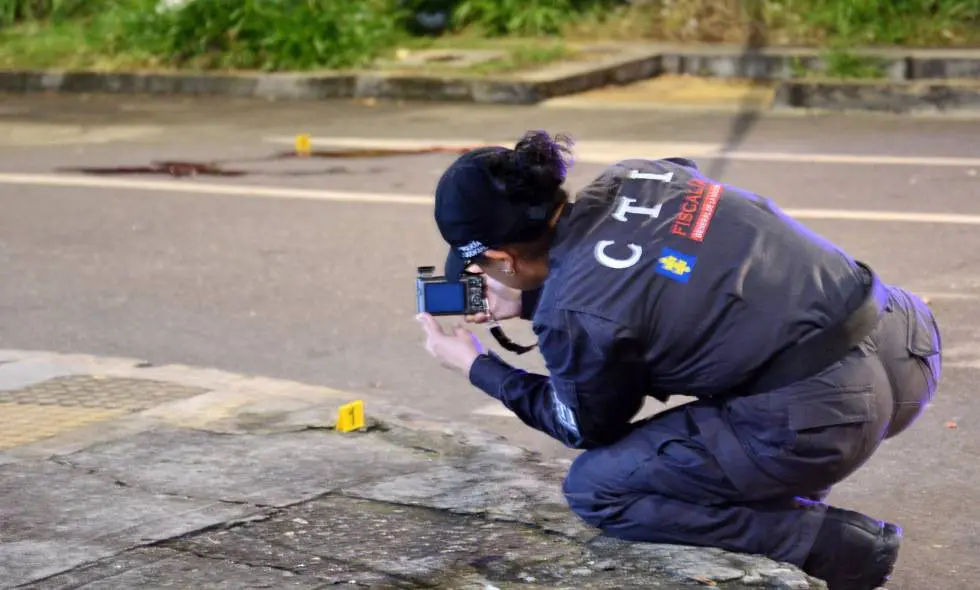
[1,94,979,589]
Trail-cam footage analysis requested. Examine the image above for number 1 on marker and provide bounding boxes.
[336,400,365,432]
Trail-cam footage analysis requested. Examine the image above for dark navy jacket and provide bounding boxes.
[468,158,873,450]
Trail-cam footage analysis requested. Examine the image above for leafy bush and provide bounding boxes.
[451,0,616,36]
[790,0,980,45]
[0,0,105,26]
[100,0,407,71]
[2,0,978,73]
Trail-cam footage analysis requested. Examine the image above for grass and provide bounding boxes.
[376,36,577,75]
[0,0,978,77]
[566,0,980,48]
[819,50,891,79]
[0,19,155,70]
[0,22,574,75]
[0,1,576,75]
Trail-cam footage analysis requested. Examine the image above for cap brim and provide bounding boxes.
[444,248,468,280]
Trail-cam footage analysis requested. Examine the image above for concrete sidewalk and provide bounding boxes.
[0,350,824,589]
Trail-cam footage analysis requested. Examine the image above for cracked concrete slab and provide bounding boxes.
[18,547,325,590]
[263,495,579,582]
[0,352,828,589]
[164,494,822,589]
[56,427,441,508]
[341,461,588,538]
[164,528,418,588]
[0,461,258,588]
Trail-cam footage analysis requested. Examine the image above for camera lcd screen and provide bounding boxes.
[423,282,466,314]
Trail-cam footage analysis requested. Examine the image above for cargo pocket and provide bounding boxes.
[904,293,942,393]
[881,291,942,438]
[786,388,878,469]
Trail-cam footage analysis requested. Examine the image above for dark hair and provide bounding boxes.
[483,130,574,209]
[472,130,573,262]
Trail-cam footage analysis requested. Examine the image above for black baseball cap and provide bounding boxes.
[435,147,560,279]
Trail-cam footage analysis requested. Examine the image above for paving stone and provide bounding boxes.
[167,494,824,589]
[0,361,83,392]
[18,547,326,590]
[0,461,257,587]
[60,427,441,507]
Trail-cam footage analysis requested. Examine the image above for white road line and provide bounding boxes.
[781,209,980,225]
[537,99,980,121]
[3,173,980,226]
[0,173,432,205]
[263,136,980,168]
[946,361,980,370]
[264,137,725,164]
[916,292,980,301]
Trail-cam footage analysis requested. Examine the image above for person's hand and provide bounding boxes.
[417,313,485,374]
[465,274,522,324]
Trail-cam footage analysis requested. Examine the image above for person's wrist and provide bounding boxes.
[466,351,491,378]
[461,350,482,374]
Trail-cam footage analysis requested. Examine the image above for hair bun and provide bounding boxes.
[489,130,573,206]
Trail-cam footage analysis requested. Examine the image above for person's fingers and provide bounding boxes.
[416,313,445,336]
[423,331,440,357]
[464,313,489,324]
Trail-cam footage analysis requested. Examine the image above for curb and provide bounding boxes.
[654,45,980,82]
[0,45,663,106]
[773,78,980,114]
[1,44,979,113]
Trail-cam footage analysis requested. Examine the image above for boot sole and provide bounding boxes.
[823,521,903,590]
[867,523,903,588]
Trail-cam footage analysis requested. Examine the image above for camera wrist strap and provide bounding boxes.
[484,298,537,355]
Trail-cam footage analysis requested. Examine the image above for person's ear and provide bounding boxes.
[482,249,516,275]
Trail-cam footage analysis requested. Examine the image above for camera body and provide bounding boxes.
[416,266,488,316]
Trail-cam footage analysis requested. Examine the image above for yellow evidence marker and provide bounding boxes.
[336,400,366,432]
[295,133,312,157]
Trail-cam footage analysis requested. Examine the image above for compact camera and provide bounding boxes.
[416,266,488,316]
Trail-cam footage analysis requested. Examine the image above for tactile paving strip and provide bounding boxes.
[0,376,209,450]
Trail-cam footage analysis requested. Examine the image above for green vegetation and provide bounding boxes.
[0,0,978,75]
[820,50,890,79]
[0,0,407,70]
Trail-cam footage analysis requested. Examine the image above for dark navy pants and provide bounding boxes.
[562,286,942,566]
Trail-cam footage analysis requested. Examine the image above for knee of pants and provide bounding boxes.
[561,448,636,528]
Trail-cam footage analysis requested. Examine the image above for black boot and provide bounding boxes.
[802,507,902,590]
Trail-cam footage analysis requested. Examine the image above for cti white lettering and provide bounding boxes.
[611,196,662,223]
[594,240,642,270]
[592,169,672,271]
[629,170,674,183]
